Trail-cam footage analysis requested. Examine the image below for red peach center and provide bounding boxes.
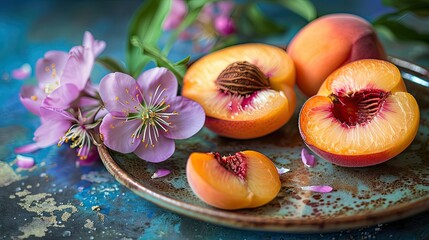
[330,89,389,127]
[214,152,247,180]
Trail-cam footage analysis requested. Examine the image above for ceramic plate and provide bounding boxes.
[99,57,429,233]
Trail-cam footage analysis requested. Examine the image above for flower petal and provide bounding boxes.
[36,50,68,90]
[19,85,46,116]
[214,15,235,36]
[301,185,333,193]
[134,134,175,163]
[163,0,187,30]
[33,119,71,148]
[77,147,100,166]
[16,155,35,169]
[151,169,171,179]
[12,63,32,80]
[137,67,178,104]
[99,113,140,153]
[15,143,41,154]
[217,1,234,16]
[277,167,290,175]
[301,148,316,168]
[99,72,140,114]
[60,46,94,91]
[83,31,106,57]
[42,83,81,109]
[163,96,205,139]
[39,106,76,123]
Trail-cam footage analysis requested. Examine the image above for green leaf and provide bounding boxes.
[132,37,188,85]
[242,3,286,36]
[126,0,172,77]
[382,0,429,16]
[96,57,128,73]
[273,0,317,21]
[175,56,191,66]
[374,20,429,44]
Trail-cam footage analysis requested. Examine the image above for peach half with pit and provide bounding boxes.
[182,43,296,139]
[299,59,420,167]
[186,150,281,210]
[287,13,387,97]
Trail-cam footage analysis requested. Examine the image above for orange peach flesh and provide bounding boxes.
[287,13,386,97]
[186,151,281,210]
[182,43,296,139]
[299,60,420,167]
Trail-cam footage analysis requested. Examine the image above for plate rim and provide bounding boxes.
[98,145,429,233]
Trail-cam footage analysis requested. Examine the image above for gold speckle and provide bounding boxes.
[84,219,96,230]
[91,205,101,211]
[61,212,72,222]
[31,95,38,101]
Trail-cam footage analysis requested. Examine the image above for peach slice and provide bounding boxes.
[182,43,296,139]
[287,14,386,97]
[186,150,281,210]
[299,59,420,167]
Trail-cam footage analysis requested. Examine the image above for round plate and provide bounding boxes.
[99,59,429,233]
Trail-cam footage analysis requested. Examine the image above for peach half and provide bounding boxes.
[299,59,420,167]
[182,43,296,139]
[287,13,386,97]
[186,150,281,210]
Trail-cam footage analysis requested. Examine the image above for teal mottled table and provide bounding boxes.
[1,1,428,239]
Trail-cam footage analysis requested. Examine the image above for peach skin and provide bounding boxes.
[182,43,296,139]
[299,59,420,167]
[186,150,281,210]
[287,13,386,97]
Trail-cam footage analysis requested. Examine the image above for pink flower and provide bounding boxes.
[19,31,105,116]
[99,68,205,162]
[214,15,236,36]
[165,1,236,53]
[163,0,187,30]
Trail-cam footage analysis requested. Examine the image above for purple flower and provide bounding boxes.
[163,0,187,30]
[99,68,205,162]
[19,31,105,115]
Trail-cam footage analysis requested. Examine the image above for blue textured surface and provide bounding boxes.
[1,1,428,239]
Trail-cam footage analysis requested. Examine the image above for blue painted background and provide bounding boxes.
[1,0,428,239]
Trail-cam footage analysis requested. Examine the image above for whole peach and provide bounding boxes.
[287,13,386,97]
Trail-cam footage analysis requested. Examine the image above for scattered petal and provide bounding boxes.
[16,155,35,169]
[151,169,171,179]
[12,63,32,80]
[277,167,290,175]
[15,143,41,154]
[301,185,333,193]
[301,148,316,167]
